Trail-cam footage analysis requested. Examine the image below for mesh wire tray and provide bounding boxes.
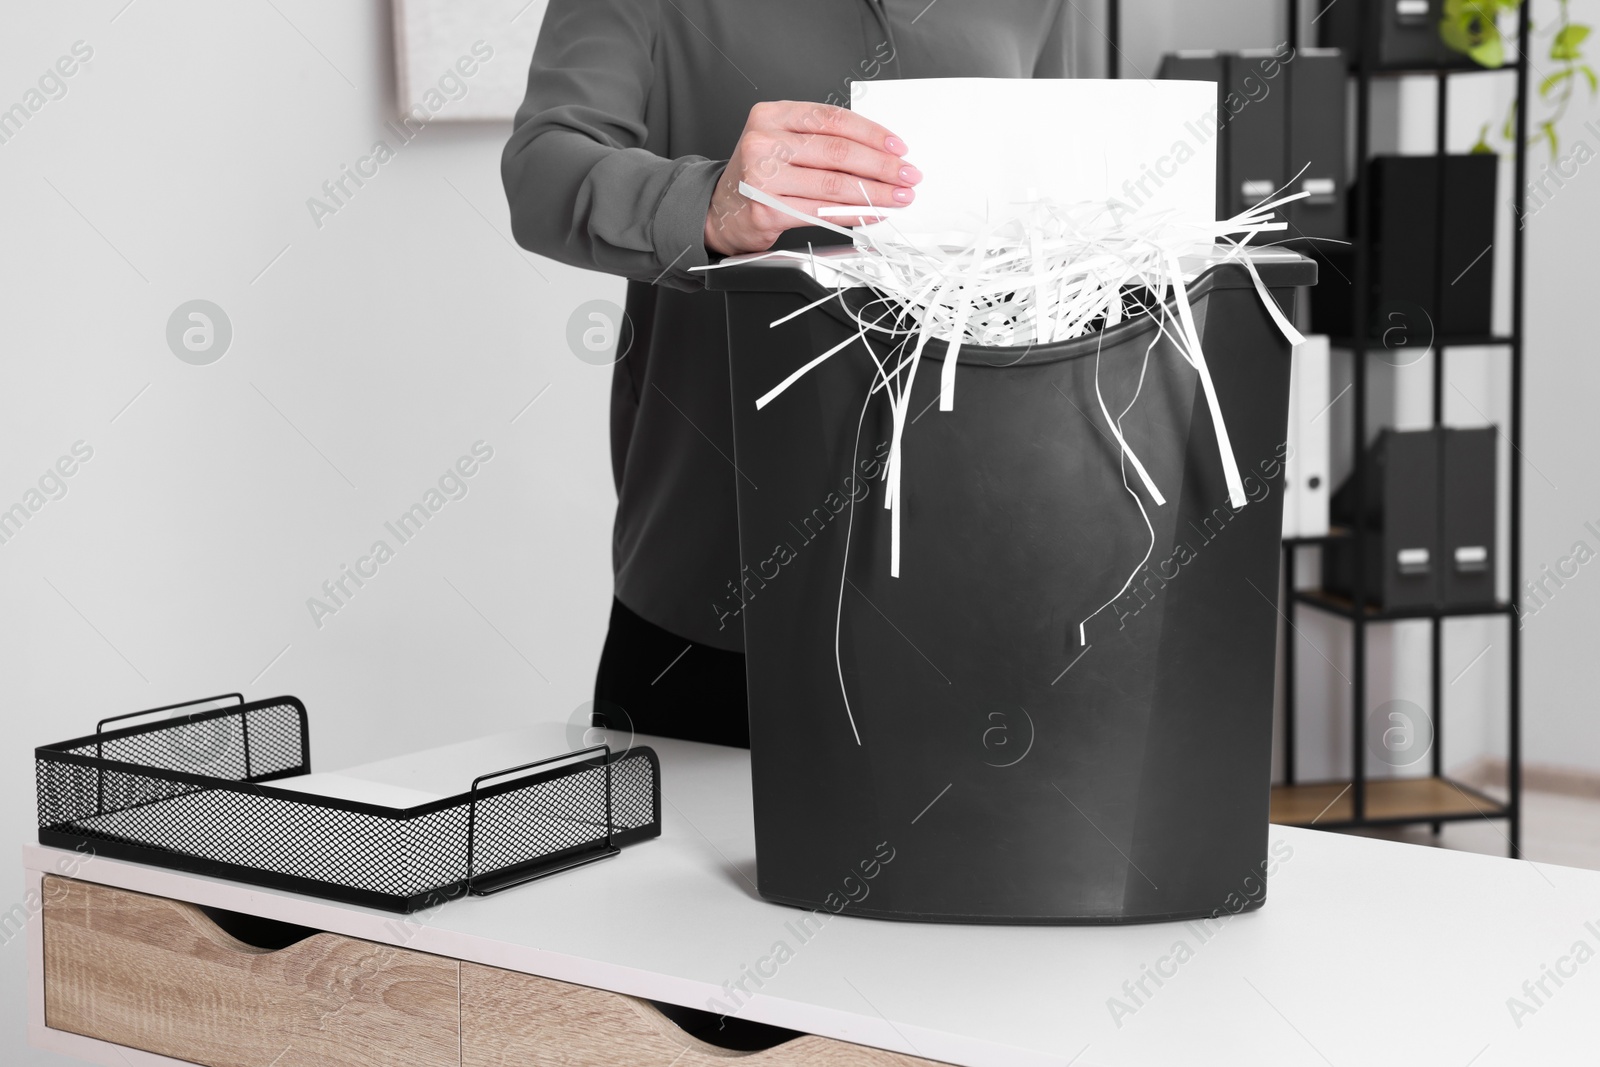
[35,694,661,913]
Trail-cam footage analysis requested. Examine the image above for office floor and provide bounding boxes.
[1351,789,1600,872]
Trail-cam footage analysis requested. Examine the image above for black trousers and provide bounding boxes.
[593,597,750,748]
[598,602,788,1048]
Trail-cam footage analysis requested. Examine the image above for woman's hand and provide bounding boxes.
[704,101,922,257]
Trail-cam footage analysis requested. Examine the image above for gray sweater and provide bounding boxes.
[503,0,1072,650]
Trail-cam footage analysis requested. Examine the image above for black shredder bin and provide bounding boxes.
[708,247,1315,924]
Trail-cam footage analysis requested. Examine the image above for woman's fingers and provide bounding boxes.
[708,100,919,255]
[761,166,913,209]
[758,100,906,156]
[783,133,920,188]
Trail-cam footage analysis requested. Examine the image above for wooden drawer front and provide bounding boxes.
[461,963,945,1066]
[42,876,460,1067]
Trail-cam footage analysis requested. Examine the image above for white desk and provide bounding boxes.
[25,725,1600,1065]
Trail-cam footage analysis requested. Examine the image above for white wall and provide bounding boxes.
[1517,20,1600,773]
[2,3,615,1061]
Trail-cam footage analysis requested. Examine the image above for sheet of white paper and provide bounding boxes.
[850,78,1219,245]
[271,772,445,810]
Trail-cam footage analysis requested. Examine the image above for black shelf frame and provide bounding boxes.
[1105,0,1526,854]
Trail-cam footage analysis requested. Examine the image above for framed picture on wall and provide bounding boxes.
[391,0,545,121]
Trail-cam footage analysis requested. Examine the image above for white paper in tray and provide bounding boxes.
[271,772,445,810]
[850,78,1219,245]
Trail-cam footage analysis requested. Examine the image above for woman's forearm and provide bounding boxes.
[500,0,722,291]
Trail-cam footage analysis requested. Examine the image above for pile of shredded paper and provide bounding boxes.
[695,178,1312,741]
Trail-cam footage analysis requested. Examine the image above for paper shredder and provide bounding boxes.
[708,247,1315,923]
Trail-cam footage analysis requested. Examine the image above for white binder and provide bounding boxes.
[1294,335,1331,538]
[1283,345,1302,539]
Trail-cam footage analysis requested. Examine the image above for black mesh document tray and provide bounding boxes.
[35,694,661,913]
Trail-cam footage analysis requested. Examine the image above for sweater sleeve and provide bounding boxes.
[1032,0,1074,79]
[501,0,726,291]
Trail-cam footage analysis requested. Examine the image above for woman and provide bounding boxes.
[504,0,1073,748]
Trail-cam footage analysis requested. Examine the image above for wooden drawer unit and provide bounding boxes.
[460,964,941,1066]
[40,876,941,1067]
[41,876,461,1067]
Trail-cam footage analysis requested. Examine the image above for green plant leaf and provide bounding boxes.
[1544,119,1559,158]
[1440,1,1509,67]
[1552,23,1591,61]
[1582,63,1599,93]
[1541,68,1574,95]
[1471,124,1496,153]
[1440,14,1476,55]
[1470,32,1507,68]
[1503,99,1518,140]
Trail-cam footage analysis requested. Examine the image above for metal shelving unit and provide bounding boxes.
[1104,0,1526,854]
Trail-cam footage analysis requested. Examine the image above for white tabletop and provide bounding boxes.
[26,726,1600,1066]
